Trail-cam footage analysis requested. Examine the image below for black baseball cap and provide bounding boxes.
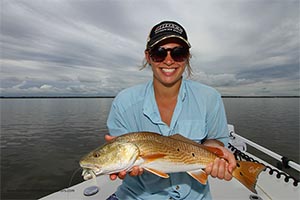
[146,21,191,49]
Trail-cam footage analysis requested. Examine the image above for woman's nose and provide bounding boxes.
[163,51,174,65]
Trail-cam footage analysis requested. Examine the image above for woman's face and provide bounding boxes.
[146,42,188,87]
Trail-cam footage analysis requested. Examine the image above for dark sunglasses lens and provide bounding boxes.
[150,47,167,62]
[150,46,188,62]
[171,47,188,62]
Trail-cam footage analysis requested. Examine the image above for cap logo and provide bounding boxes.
[154,23,183,35]
[147,21,191,49]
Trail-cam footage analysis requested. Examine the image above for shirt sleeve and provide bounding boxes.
[107,99,130,137]
[205,94,229,146]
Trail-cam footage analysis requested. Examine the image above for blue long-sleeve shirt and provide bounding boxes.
[107,79,229,200]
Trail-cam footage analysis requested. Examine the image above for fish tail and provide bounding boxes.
[232,161,265,194]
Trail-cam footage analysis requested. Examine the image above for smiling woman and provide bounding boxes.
[105,20,236,200]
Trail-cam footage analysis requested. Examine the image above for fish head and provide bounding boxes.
[79,141,139,180]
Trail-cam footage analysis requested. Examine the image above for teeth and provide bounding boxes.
[162,68,175,73]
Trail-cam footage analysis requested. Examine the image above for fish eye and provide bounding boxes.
[93,152,100,158]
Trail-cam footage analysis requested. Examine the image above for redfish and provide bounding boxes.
[80,132,265,193]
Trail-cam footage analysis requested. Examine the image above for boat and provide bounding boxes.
[40,125,300,200]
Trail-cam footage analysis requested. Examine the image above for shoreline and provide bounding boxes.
[1,96,299,99]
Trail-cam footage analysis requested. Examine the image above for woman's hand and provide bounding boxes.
[105,135,144,180]
[203,140,236,181]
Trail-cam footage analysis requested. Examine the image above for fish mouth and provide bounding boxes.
[81,168,102,180]
[80,164,102,180]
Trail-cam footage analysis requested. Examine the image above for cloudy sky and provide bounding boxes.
[1,0,299,96]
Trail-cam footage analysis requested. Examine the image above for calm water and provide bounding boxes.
[1,98,299,199]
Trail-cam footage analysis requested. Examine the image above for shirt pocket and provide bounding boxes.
[175,120,207,143]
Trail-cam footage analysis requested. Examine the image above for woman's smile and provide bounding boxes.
[161,67,177,75]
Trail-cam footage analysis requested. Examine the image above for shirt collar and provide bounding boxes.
[142,79,187,123]
[179,79,187,102]
[143,81,161,124]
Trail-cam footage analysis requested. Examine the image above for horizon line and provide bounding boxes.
[1,95,299,99]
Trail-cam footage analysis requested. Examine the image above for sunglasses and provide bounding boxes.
[149,46,189,62]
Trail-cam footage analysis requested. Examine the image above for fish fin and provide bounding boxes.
[232,161,265,194]
[141,153,166,162]
[187,169,208,185]
[200,146,224,157]
[169,134,201,145]
[170,134,194,142]
[144,167,169,178]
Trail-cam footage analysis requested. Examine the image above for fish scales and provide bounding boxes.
[114,132,217,165]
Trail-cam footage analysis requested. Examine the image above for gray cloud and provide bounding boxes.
[1,0,299,96]
[237,64,299,81]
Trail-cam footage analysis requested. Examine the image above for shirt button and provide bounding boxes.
[175,185,180,190]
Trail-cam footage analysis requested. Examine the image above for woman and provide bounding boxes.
[106,21,236,200]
